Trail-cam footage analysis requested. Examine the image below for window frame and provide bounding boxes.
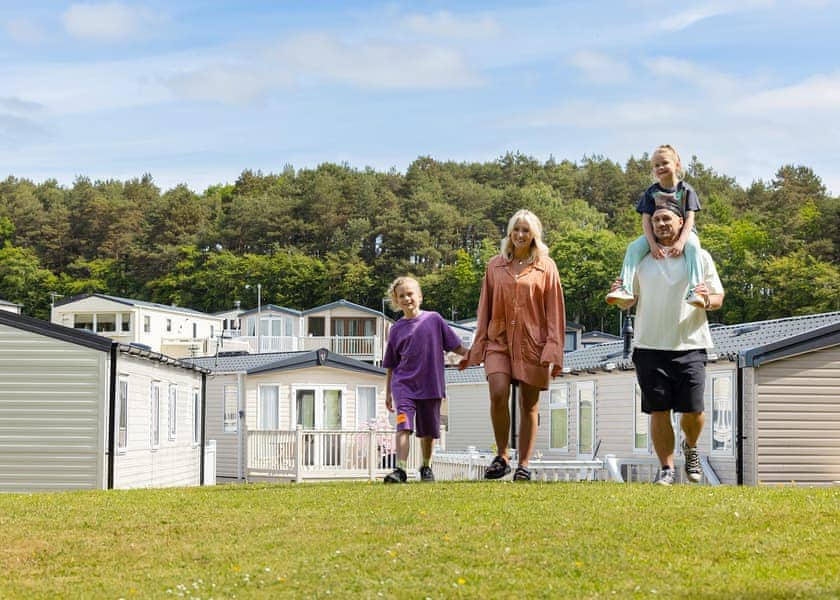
[118,376,129,452]
[576,380,596,458]
[633,382,651,453]
[710,371,736,456]
[192,388,201,446]
[150,382,160,449]
[223,384,238,433]
[258,384,280,430]
[355,385,377,427]
[548,383,569,452]
[168,384,177,441]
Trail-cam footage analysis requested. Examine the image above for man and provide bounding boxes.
[609,198,724,485]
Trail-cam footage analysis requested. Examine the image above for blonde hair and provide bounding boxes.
[652,144,685,179]
[499,209,549,262]
[386,276,421,312]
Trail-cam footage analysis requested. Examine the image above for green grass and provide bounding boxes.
[1,481,838,599]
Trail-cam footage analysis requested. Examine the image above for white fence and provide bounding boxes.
[246,427,429,482]
[244,429,721,484]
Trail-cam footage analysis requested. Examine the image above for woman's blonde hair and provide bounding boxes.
[499,209,549,262]
[652,144,685,179]
[386,276,421,312]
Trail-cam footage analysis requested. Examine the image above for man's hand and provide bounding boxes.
[385,395,394,413]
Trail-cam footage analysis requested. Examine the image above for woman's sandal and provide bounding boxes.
[484,455,511,480]
[513,465,532,481]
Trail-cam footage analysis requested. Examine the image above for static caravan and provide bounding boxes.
[0,311,210,492]
[187,349,387,480]
[446,312,840,486]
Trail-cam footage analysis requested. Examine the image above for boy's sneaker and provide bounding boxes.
[654,466,675,486]
[606,288,635,308]
[686,290,706,308]
[384,467,407,484]
[419,466,435,482]
[682,440,702,483]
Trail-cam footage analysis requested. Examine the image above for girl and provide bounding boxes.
[605,144,706,308]
[382,277,467,483]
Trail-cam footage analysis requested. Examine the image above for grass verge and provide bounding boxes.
[1,481,838,598]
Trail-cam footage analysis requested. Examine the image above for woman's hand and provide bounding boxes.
[457,358,470,371]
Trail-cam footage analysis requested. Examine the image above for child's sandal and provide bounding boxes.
[513,465,532,481]
[484,455,511,480]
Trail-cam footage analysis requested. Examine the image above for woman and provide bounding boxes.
[460,209,566,481]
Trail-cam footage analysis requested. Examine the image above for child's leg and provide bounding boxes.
[395,430,410,468]
[683,232,703,293]
[419,436,434,466]
[618,235,650,292]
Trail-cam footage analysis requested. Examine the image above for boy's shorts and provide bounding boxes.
[394,397,442,439]
[632,348,706,414]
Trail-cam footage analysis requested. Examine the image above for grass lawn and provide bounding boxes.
[1,481,838,598]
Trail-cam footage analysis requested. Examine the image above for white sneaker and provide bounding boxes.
[606,288,634,308]
[686,291,705,308]
[682,440,702,483]
[654,467,675,486]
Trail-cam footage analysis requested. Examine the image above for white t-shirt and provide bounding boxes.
[632,249,724,351]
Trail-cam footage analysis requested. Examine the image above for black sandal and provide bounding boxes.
[513,465,532,481]
[484,455,511,480]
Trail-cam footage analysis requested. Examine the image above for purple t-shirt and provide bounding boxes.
[382,310,462,401]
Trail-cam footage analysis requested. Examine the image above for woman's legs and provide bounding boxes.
[516,382,541,467]
[487,372,512,460]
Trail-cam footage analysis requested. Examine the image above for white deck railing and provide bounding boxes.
[603,454,720,485]
[233,335,380,359]
[246,427,430,482]
[244,430,721,485]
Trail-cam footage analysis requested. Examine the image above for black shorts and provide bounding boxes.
[632,348,706,414]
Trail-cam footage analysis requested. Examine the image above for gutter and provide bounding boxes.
[200,373,207,485]
[107,342,118,489]
[736,365,744,486]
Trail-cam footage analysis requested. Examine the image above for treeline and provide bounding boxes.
[1,152,838,333]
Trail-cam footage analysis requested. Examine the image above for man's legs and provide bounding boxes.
[680,411,705,447]
[681,412,705,483]
[650,410,675,469]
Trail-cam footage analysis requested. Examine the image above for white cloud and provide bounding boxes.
[732,72,840,113]
[0,97,44,114]
[656,0,772,32]
[277,33,484,89]
[569,51,631,84]
[162,33,485,103]
[62,2,162,41]
[403,11,500,38]
[2,16,48,44]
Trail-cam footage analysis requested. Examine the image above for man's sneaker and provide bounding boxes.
[686,290,706,308]
[606,287,635,308]
[682,440,702,483]
[383,467,407,484]
[654,466,675,486]
[419,466,435,482]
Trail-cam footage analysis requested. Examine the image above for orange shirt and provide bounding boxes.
[466,254,566,389]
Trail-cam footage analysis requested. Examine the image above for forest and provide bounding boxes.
[1,152,838,334]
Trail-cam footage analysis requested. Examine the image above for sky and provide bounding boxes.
[1,0,839,195]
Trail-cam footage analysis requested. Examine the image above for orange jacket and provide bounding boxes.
[466,254,566,389]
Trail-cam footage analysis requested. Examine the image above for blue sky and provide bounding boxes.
[1,1,838,195]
